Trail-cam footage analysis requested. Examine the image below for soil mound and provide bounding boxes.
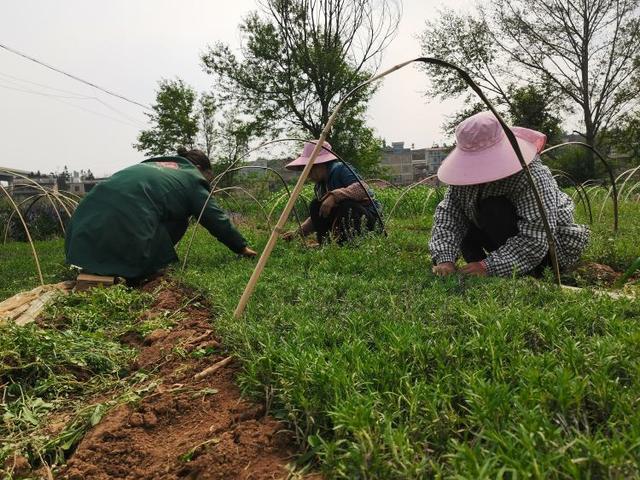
[61,281,297,480]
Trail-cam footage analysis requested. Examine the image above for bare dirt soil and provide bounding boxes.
[60,281,299,480]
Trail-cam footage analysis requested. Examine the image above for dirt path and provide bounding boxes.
[61,282,298,480]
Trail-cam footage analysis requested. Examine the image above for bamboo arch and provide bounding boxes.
[232,57,563,319]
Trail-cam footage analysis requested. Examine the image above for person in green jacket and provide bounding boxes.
[65,147,257,281]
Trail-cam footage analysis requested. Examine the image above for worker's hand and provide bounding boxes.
[240,247,258,258]
[460,261,487,277]
[281,229,299,241]
[319,193,337,218]
[432,262,456,276]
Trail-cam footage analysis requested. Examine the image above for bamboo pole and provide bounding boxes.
[233,57,563,318]
[387,175,439,221]
[233,60,419,319]
[0,184,44,285]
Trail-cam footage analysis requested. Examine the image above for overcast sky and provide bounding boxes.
[0,0,469,176]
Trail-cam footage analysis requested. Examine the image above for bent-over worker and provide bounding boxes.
[65,147,257,281]
[429,111,590,277]
[282,141,382,245]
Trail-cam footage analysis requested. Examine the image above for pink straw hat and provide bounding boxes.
[437,111,547,185]
[285,140,338,170]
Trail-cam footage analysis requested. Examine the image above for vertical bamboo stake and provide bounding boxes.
[232,135,330,319]
[233,57,564,318]
[233,61,416,319]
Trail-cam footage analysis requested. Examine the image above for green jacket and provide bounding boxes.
[65,156,247,278]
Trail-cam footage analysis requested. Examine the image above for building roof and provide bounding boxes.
[0,166,32,176]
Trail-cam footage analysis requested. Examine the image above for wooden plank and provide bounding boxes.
[76,274,116,284]
[75,274,116,292]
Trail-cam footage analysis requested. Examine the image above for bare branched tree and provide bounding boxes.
[422,0,640,176]
[201,0,401,170]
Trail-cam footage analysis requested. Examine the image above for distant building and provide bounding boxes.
[0,167,103,199]
[0,166,32,189]
[381,142,450,185]
[10,175,58,199]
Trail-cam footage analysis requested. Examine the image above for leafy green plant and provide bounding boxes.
[176,205,640,478]
[616,256,640,287]
[0,286,153,471]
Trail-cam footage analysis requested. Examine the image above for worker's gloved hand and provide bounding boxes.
[460,261,487,277]
[432,262,456,276]
[319,193,337,218]
[240,247,258,258]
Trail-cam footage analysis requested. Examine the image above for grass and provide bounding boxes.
[176,195,640,478]
[0,286,156,475]
[0,238,66,299]
[1,186,639,478]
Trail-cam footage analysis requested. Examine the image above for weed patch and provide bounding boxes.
[0,286,152,475]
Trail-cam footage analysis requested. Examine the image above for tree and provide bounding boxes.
[57,166,70,191]
[600,112,640,165]
[441,83,563,144]
[507,84,563,143]
[421,1,640,177]
[201,0,399,172]
[212,108,253,187]
[135,79,198,156]
[198,93,217,158]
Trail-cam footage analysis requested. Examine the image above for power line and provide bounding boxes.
[0,80,90,99]
[0,71,148,125]
[0,81,146,129]
[0,42,152,111]
[0,70,103,97]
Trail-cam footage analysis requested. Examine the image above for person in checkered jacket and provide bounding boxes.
[429,112,590,278]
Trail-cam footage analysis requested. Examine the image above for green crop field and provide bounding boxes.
[1,187,640,478]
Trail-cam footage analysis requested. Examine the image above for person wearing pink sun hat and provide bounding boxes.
[282,140,382,245]
[429,111,590,278]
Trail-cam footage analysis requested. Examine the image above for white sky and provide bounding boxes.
[0,0,469,177]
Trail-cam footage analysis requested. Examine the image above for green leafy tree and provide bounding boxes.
[507,84,563,144]
[441,83,563,144]
[600,113,640,167]
[197,93,217,158]
[201,0,399,172]
[421,0,640,177]
[135,79,198,156]
[212,107,253,187]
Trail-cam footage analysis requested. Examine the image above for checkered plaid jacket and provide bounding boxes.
[429,158,590,277]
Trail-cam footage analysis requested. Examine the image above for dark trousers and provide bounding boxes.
[461,196,550,276]
[310,198,378,245]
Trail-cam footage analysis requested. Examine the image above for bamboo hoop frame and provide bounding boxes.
[180,137,386,273]
[540,142,618,231]
[215,186,273,230]
[550,169,593,224]
[0,170,68,231]
[232,57,563,319]
[3,187,78,244]
[386,175,439,221]
[3,193,44,244]
[0,183,44,285]
[216,165,305,233]
[617,166,640,202]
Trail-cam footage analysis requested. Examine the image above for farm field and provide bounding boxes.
[1,188,640,478]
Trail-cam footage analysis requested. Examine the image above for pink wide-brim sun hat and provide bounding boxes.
[437,111,547,186]
[285,140,338,170]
